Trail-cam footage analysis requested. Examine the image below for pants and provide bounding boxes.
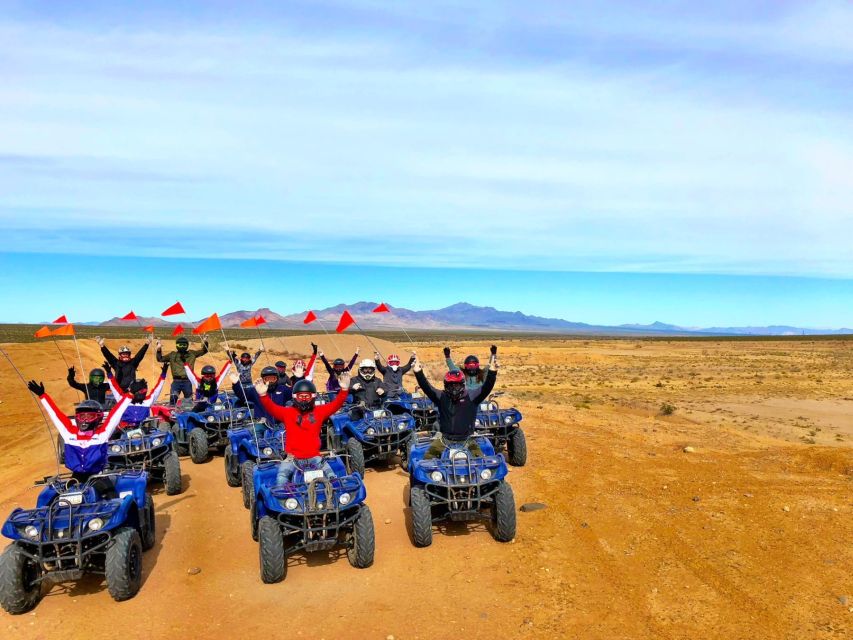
[276,456,335,485]
[423,434,484,460]
[170,379,193,405]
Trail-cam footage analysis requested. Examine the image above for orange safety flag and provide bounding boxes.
[335,310,355,333]
[303,310,317,325]
[193,313,221,335]
[51,324,75,336]
[142,325,154,333]
[162,301,186,316]
[171,324,185,336]
[240,317,259,328]
[53,315,69,324]
[121,311,138,321]
[34,326,52,338]
[373,302,390,313]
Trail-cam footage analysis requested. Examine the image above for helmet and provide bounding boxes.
[275,360,287,368]
[292,379,317,411]
[118,345,132,354]
[74,399,104,432]
[463,355,480,375]
[240,352,251,363]
[387,354,400,367]
[358,358,376,380]
[293,359,305,370]
[260,366,279,381]
[201,365,216,379]
[89,368,105,384]
[332,358,346,372]
[443,370,466,402]
[176,337,189,350]
[129,379,149,401]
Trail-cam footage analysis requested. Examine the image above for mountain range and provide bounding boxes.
[97,302,853,336]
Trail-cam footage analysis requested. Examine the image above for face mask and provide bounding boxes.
[90,376,104,386]
[390,365,399,372]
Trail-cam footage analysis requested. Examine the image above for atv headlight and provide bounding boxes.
[284,498,299,511]
[338,492,351,506]
[87,518,104,531]
[151,437,163,447]
[24,525,38,539]
[430,470,443,482]
[474,418,481,427]
[480,468,492,480]
[262,447,274,456]
[452,450,469,460]
[110,444,122,453]
[366,427,376,435]
[504,416,514,425]
[236,412,245,420]
[207,415,215,423]
[397,422,407,430]
[411,402,419,409]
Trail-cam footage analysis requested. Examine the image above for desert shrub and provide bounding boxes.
[659,402,676,416]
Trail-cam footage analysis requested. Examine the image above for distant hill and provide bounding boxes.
[96,302,852,336]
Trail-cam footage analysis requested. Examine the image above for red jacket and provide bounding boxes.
[259,387,349,459]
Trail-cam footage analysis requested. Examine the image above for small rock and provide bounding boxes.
[692,496,701,502]
[683,446,695,453]
[387,636,395,640]
[384,518,391,524]
[581,522,589,528]
[187,567,202,575]
[838,595,849,606]
[520,502,546,512]
[743,493,753,498]
[782,506,790,512]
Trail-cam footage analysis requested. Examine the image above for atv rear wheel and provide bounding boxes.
[0,543,42,615]
[347,505,375,568]
[224,449,241,487]
[507,428,527,466]
[346,439,366,477]
[55,435,65,465]
[491,481,517,542]
[241,461,256,509]
[163,451,182,495]
[409,486,433,547]
[141,494,156,551]
[105,527,143,601]
[250,498,259,542]
[258,517,286,583]
[188,428,209,464]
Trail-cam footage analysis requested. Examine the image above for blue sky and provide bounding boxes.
[0,2,851,326]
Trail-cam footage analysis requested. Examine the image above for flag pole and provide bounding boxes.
[51,336,81,400]
[69,332,90,400]
[315,319,344,358]
[352,320,383,360]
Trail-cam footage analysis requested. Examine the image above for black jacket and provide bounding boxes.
[414,369,497,440]
[348,375,388,409]
[375,355,415,395]
[66,372,110,405]
[102,343,149,391]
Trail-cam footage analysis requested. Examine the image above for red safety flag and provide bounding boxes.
[335,310,355,333]
[51,324,75,337]
[171,324,185,336]
[120,311,138,321]
[373,302,390,313]
[240,317,259,328]
[162,301,186,316]
[34,326,52,338]
[53,315,68,324]
[142,325,154,333]
[255,315,267,326]
[193,313,221,335]
[303,310,317,325]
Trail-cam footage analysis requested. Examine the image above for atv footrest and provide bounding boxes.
[45,569,85,582]
[448,512,483,522]
[304,539,338,553]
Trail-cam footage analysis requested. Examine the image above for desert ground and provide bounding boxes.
[0,334,851,639]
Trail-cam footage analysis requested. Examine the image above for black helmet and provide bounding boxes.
[260,366,279,379]
[75,399,104,431]
[292,379,317,411]
[89,368,105,383]
[201,365,216,377]
[275,360,287,369]
[129,379,149,402]
[176,337,189,350]
[444,370,467,402]
[240,352,251,362]
[332,358,346,371]
[463,355,480,376]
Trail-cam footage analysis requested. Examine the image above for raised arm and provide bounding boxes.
[184,364,199,390]
[156,347,169,363]
[413,369,440,405]
[252,350,262,364]
[346,351,359,371]
[66,367,86,394]
[144,366,169,406]
[320,353,335,376]
[191,339,210,357]
[130,341,150,367]
[400,353,416,374]
[473,368,498,404]
[105,371,123,402]
[304,352,317,382]
[100,343,118,367]
[318,386,351,422]
[34,388,76,442]
[96,395,133,441]
[215,361,233,387]
[374,352,387,375]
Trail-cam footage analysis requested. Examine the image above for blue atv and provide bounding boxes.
[106,417,183,495]
[224,421,286,509]
[383,391,438,431]
[474,392,527,466]
[328,406,415,476]
[407,434,516,547]
[169,393,255,464]
[250,457,374,583]
[0,470,155,613]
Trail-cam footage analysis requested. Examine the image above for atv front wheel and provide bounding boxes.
[250,498,259,542]
[491,482,517,542]
[347,505,375,568]
[55,435,65,465]
[241,461,256,509]
[0,543,42,614]
[163,451,182,495]
[409,486,433,547]
[141,494,156,551]
[188,428,209,464]
[105,527,143,601]
[346,439,366,477]
[507,428,527,466]
[224,449,241,487]
[258,517,286,584]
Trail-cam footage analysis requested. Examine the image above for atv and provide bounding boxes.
[473,392,527,466]
[250,456,374,583]
[383,390,438,431]
[328,406,415,476]
[169,392,255,464]
[407,433,516,547]
[224,420,286,509]
[105,417,183,495]
[0,470,155,614]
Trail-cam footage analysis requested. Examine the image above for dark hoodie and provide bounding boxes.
[413,369,497,440]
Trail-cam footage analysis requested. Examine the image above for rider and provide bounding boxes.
[256,375,351,485]
[274,361,289,385]
[66,366,110,404]
[26,380,131,483]
[185,361,232,412]
[288,343,318,386]
[444,345,495,391]
[229,366,292,424]
[348,358,389,410]
[97,334,153,392]
[319,347,359,392]
[156,335,209,404]
[228,348,263,385]
[106,362,169,427]
[413,347,498,459]
[374,351,416,397]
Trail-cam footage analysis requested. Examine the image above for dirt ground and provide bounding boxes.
[0,336,851,639]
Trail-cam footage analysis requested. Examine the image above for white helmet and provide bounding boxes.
[359,358,376,380]
[359,358,376,369]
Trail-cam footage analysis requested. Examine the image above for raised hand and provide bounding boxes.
[318,349,324,358]
[160,362,170,376]
[412,356,422,373]
[254,379,269,396]
[27,380,45,396]
[67,366,75,377]
[102,361,112,375]
[95,335,105,347]
[490,344,497,355]
[311,342,318,355]
[228,371,240,385]
[338,372,351,389]
[443,346,450,358]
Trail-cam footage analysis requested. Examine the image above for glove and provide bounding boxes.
[228,371,240,385]
[103,361,112,375]
[352,383,363,391]
[161,362,169,376]
[443,347,450,358]
[490,344,497,356]
[27,380,45,396]
[254,380,269,396]
[377,387,385,396]
[412,357,422,373]
[227,350,235,359]
[67,366,75,377]
[156,339,162,349]
[95,335,105,347]
[311,342,318,354]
